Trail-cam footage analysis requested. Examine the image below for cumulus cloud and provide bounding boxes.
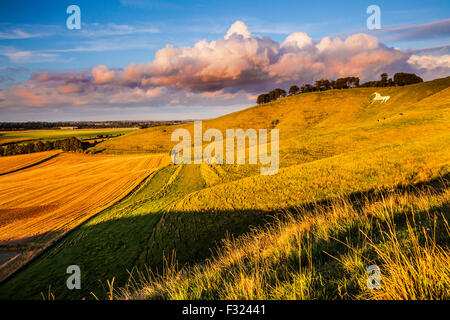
[407,54,450,80]
[1,21,449,110]
[224,21,252,40]
[282,32,313,49]
[92,65,115,84]
[408,54,450,69]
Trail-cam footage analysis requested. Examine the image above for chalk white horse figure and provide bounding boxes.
[371,92,390,104]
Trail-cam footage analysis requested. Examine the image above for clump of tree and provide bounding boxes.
[0,137,85,157]
[334,77,360,89]
[360,72,423,87]
[257,88,287,104]
[288,85,300,95]
[393,72,423,86]
[257,76,361,104]
[300,84,316,93]
[315,79,332,91]
[361,73,393,87]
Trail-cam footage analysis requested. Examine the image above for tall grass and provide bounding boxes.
[362,207,450,299]
[118,181,450,300]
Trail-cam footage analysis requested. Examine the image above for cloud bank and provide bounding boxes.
[1,21,449,110]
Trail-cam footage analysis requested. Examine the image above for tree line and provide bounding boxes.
[0,137,85,157]
[0,120,187,131]
[257,72,423,104]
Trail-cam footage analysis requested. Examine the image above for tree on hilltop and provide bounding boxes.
[380,73,388,87]
[300,84,315,93]
[289,85,300,95]
[257,94,265,104]
[393,72,423,86]
[315,79,331,91]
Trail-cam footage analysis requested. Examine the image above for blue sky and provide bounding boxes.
[0,0,449,121]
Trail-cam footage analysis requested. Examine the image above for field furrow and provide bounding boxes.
[0,151,61,176]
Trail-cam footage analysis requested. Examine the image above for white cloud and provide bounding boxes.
[0,47,59,63]
[0,29,42,40]
[79,23,160,37]
[408,54,450,69]
[92,65,115,84]
[282,32,313,49]
[1,21,449,110]
[224,21,252,40]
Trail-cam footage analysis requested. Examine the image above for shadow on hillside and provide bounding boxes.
[0,174,449,300]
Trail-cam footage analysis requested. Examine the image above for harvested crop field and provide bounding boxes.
[0,151,61,175]
[0,151,170,281]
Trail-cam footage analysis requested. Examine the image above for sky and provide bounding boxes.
[0,0,449,121]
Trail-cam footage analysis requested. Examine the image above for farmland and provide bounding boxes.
[0,77,449,299]
[0,152,170,283]
[0,128,137,145]
[0,150,61,175]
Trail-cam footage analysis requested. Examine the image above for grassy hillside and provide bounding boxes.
[0,77,449,299]
[91,78,449,163]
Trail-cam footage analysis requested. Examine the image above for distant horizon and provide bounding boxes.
[0,118,205,123]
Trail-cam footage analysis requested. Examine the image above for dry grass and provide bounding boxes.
[169,132,450,212]
[118,182,450,300]
[360,207,450,299]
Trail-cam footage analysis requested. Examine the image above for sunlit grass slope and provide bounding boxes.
[171,133,450,212]
[92,77,450,168]
[120,179,450,300]
[119,77,450,300]
[142,132,450,272]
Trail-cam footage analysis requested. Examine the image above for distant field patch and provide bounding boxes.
[0,128,137,145]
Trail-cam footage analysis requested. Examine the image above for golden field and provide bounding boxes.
[0,152,170,282]
[0,152,169,242]
[0,151,61,175]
